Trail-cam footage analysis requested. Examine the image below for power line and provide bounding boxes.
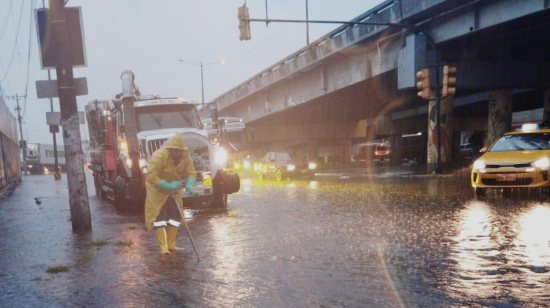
[0,0,15,44]
[23,0,38,118]
[0,0,26,84]
[10,0,26,84]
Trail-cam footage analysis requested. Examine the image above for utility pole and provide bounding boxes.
[6,94,27,175]
[43,0,60,180]
[49,0,91,231]
[200,61,205,108]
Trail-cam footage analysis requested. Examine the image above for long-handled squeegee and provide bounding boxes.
[172,194,200,262]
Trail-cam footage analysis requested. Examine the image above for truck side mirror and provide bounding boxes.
[211,107,219,130]
[218,119,226,144]
[246,127,255,142]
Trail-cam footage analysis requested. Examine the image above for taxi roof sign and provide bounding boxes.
[520,123,540,132]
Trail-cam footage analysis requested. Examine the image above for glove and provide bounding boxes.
[159,179,183,191]
[186,177,196,193]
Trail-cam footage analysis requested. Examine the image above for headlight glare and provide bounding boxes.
[308,162,317,170]
[287,164,296,171]
[473,160,485,171]
[215,149,228,164]
[534,157,550,169]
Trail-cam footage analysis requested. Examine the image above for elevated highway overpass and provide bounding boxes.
[200,0,550,170]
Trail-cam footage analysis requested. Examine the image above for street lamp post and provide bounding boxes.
[178,59,224,108]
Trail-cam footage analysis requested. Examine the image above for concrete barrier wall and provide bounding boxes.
[0,98,21,196]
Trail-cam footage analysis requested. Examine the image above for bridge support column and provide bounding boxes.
[307,140,320,163]
[427,94,454,171]
[341,139,352,164]
[544,90,550,121]
[487,89,512,146]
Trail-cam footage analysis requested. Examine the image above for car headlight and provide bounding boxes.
[533,157,550,169]
[473,160,485,171]
[139,158,148,168]
[234,162,241,170]
[215,149,228,164]
[308,162,317,170]
[287,164,296,171]
[28,165,33,168]
[243,160,251,169]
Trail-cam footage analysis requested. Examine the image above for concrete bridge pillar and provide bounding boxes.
[487,89,512,146]
[427,94,454,169]
[341,139,352,164]
[544,90,550,121]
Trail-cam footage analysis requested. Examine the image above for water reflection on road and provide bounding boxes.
[1,175,550,307]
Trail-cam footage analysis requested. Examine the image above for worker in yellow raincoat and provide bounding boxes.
[145,133,196,254]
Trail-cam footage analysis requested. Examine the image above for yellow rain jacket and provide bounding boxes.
[145,133,196,231]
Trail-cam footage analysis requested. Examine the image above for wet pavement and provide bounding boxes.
[1,172,550,307]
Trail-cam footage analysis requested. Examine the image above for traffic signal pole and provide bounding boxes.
[49,0,91,231]
[240,13,445,172]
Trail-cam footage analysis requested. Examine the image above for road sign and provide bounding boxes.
[36,77,88,98]
[35,7,87,69]
[49,125,59,133]
[46,112,86,125]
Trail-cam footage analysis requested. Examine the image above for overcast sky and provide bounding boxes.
[0,0,383,145]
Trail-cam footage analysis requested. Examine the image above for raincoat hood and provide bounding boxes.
[163,133,188,151]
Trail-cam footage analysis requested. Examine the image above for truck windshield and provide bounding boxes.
[135,104,202,132]
[225,131,248,152]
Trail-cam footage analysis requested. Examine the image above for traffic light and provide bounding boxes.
[416,68,430,99]
[442,65,457,96]
[238,3,251,41]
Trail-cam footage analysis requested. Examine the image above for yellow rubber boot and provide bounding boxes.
[155,227,170,255]
[167,225,184,251]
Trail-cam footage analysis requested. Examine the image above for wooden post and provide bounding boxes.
[50,0,91,231]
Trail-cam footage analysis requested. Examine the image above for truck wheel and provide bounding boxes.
[275,169,282,181]
[114,176,131,212]
[213,194,228,207]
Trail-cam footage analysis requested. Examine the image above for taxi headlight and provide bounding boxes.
[287,164,296,171]
[473,160,485,171]
[308,162,317,170]
[234,162,241,170]
[215,149,228,164]
[533,157,550,169]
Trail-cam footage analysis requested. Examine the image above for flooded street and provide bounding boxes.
[1,173,550,307]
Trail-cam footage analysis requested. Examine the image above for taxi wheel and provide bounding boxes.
[474,187,485,196]
[275,169,282,181]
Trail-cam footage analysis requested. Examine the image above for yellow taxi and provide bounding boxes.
[471,124,550,195]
